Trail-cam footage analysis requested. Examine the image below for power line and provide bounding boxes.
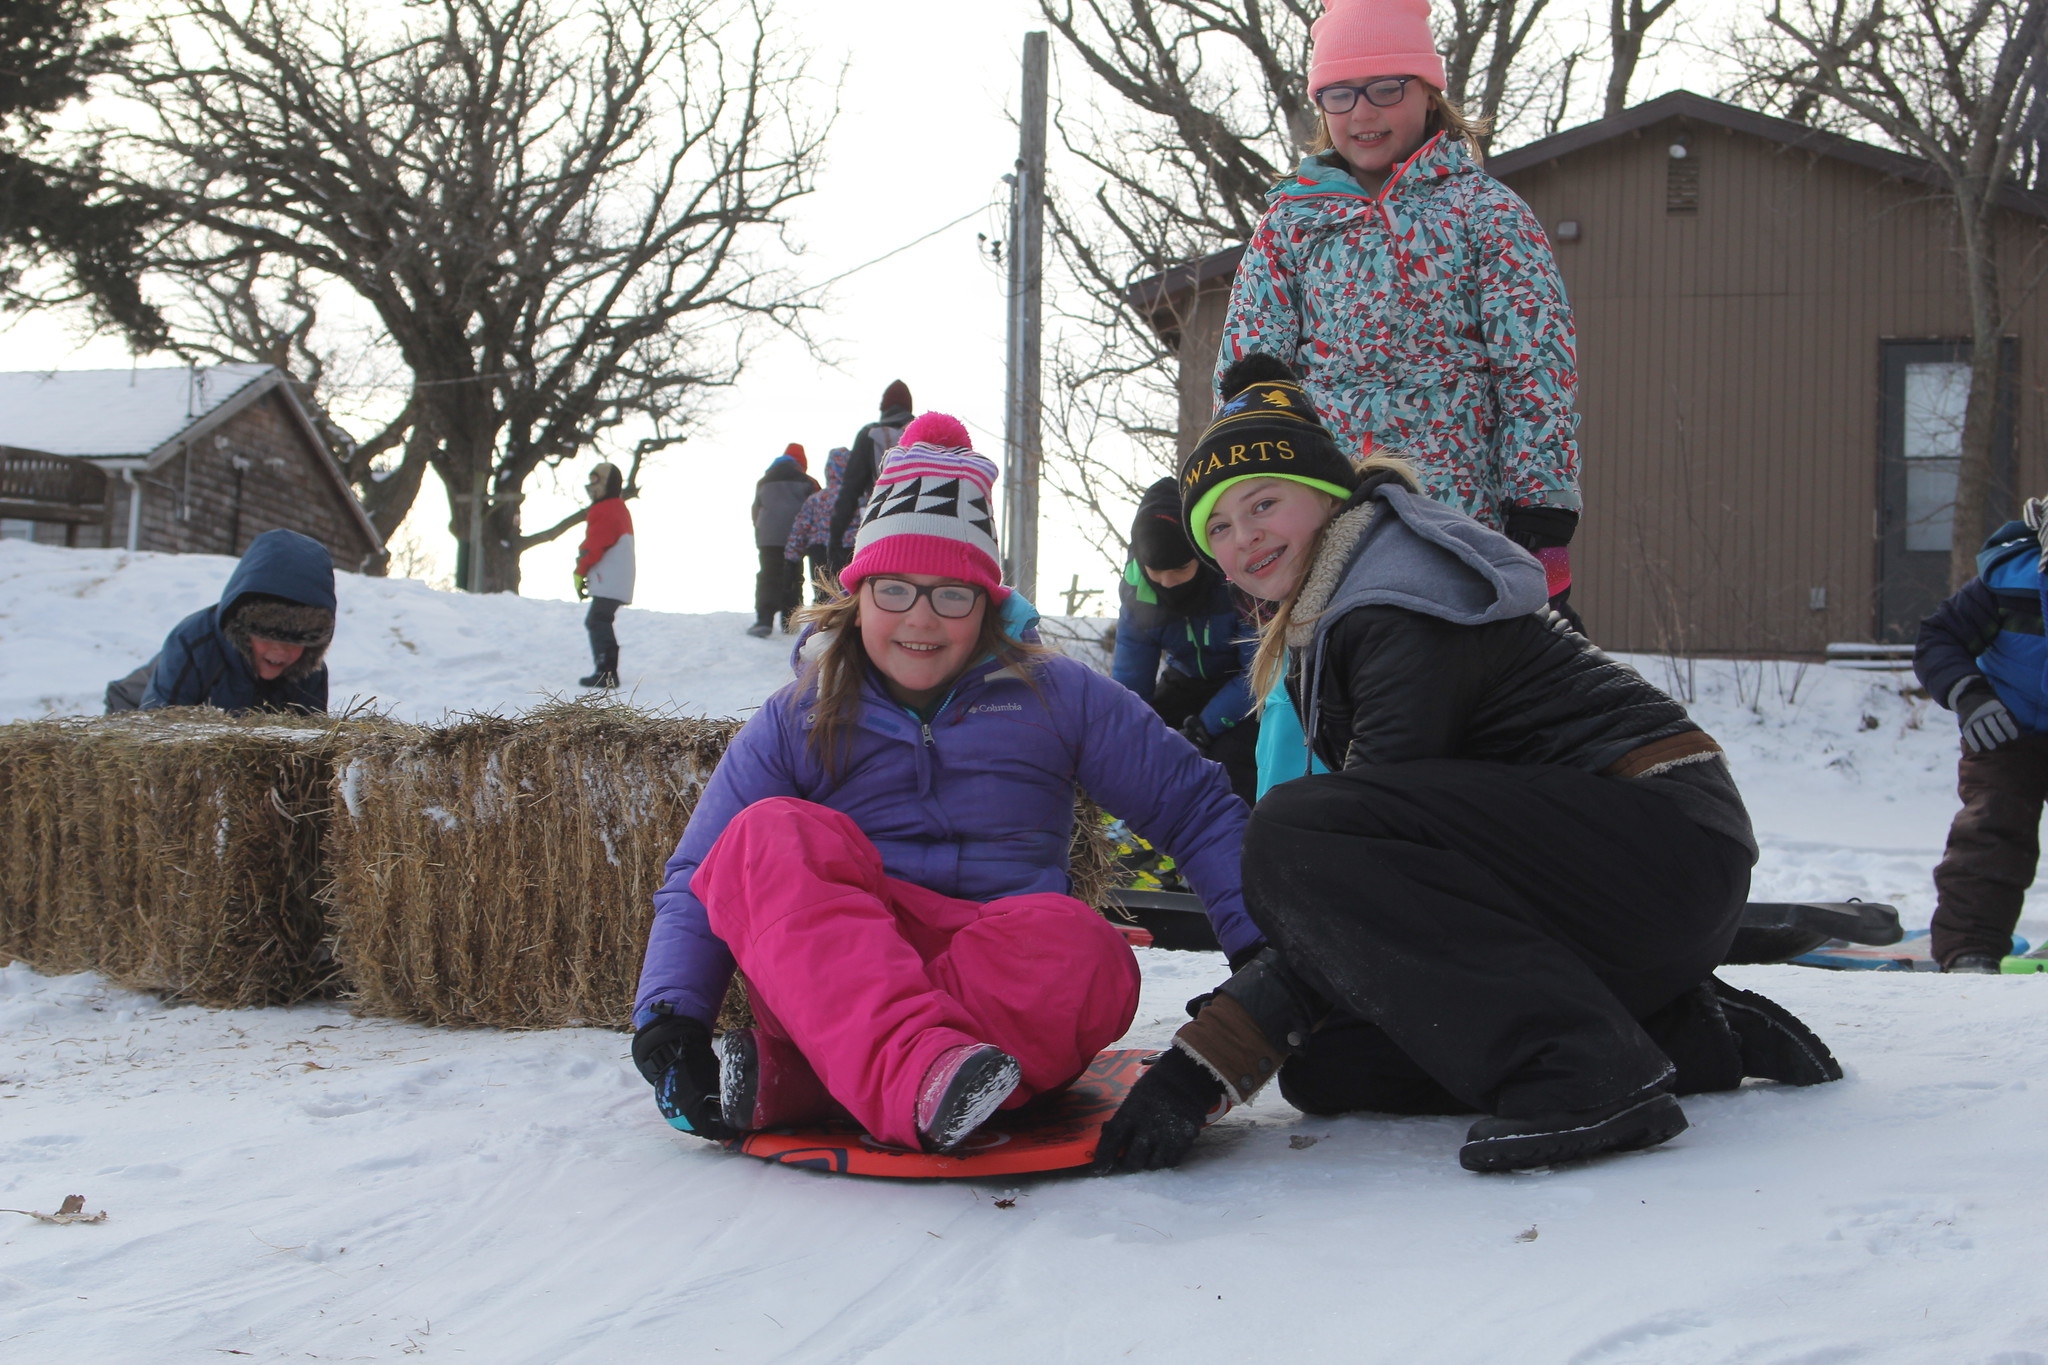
[799,203,998,296]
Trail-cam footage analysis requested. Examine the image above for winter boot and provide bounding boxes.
[1459,1091,1688,1173]
[1944,952,2003,975]
[746,620,773,639]
[715,1027,847,1131]
[915,1043,1021,1153]
[578,669,620,689]
[1709,979,1843,1084]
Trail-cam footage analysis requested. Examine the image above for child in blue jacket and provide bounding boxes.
[1914,513,2048,972]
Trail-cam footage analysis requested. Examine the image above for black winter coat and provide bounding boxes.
[828,406,914,554]
[1284,477,1755,857]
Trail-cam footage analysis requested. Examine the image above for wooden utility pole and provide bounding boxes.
[1002,31,1047,603]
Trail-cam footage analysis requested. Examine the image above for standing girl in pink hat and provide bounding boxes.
[1216,0,1583,620]
[629,414,1256,1156]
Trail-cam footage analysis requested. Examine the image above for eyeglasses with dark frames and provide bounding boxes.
[864,577,985,619]
[1314,76,1417,114]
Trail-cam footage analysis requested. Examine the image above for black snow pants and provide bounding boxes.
[755,547,803,628]
[1242,760,1751,1120]
[586,596,623,673]
[1930,734,2048,966]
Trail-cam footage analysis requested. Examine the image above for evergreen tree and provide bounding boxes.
[0,0,161,347]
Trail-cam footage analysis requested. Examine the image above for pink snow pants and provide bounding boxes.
[693,797,1141,1148]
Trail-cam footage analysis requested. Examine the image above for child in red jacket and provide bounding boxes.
[574,462,635,688]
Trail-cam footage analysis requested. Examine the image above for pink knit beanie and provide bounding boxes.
[840,413,1009,601]
[1309,0,1446,95]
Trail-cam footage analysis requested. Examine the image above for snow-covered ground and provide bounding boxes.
[5,539,2048,1364]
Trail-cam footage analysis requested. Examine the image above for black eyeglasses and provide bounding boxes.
[865,577,985,619]
[1314,77,1417,114]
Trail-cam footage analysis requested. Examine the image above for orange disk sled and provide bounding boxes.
[725,1048,1149,1177]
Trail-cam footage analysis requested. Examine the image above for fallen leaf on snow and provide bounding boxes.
[1288,1135,1320,1150]
[1,1194,108,1224]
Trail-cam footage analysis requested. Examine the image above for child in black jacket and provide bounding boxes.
[1095,356,1840,1176]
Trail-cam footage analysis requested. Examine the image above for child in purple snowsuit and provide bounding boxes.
[631,414,1254,1155]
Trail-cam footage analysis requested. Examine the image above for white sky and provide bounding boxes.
[0,0,1744,618]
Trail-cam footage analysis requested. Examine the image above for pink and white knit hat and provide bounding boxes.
[1310,0,1447,95]
[840,412,1008,600]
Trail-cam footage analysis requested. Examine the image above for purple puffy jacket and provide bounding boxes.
[632,609,1257,1028]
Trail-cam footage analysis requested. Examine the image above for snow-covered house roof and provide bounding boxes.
[0,362,281,464]
[0,362,378,549]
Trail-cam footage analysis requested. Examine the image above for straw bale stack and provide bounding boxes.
[326,702,741,1030]
[0,709,357,1005]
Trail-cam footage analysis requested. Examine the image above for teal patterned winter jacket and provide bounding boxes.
[1213,135,1581,530]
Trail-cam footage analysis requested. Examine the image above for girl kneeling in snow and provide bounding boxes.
[1095,357,1841,1175]
[629,415,1256,1153]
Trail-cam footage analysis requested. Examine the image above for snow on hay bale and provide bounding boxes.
[0,709,359,1006]
[325,702,742,1030]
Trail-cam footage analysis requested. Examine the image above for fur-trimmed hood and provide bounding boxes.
[1292,474,1547,645]
[214,529,337,683]
[1289,472,1549,730]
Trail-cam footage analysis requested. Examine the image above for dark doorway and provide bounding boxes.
[1877,339,2018,642]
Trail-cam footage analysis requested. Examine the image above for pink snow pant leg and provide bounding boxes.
[693,797,1141,1149]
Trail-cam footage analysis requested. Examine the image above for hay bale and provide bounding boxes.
[0,709,358,1006]
[1068,793,1122,915]
[326,702,740,1030]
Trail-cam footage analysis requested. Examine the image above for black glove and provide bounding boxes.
[1954,682,2021,754]
[631,1010,735,1141]
[1182,943,1266,1017]
[1178,713,1212,753]
[1092,1047,1224,1174]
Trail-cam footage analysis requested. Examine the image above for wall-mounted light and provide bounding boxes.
[1669,143,1689,159]
[1555,219,1582,242]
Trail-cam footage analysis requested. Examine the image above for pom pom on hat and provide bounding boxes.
[1218,352,1300,401]
[900,411,971,449]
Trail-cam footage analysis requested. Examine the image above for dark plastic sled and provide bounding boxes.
[1105,891,1904,965]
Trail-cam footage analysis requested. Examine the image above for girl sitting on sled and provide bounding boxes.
[1094,356,1843,1175]
[629,414,1255,1154]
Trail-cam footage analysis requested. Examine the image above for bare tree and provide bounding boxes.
[164,255,429,544]
[113,0,828,592]
[1736,0,2048,590]
[1605,0,1680,117]
[1440,0,1563,144]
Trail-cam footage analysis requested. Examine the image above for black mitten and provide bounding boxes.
[1092,1048,1224,1174]
[631,1010,735,1141]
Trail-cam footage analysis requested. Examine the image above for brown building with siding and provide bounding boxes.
[0,362,383,573]
[1130,90,2048,654]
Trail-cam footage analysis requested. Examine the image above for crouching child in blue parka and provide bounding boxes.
[1914,511,2048,973]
